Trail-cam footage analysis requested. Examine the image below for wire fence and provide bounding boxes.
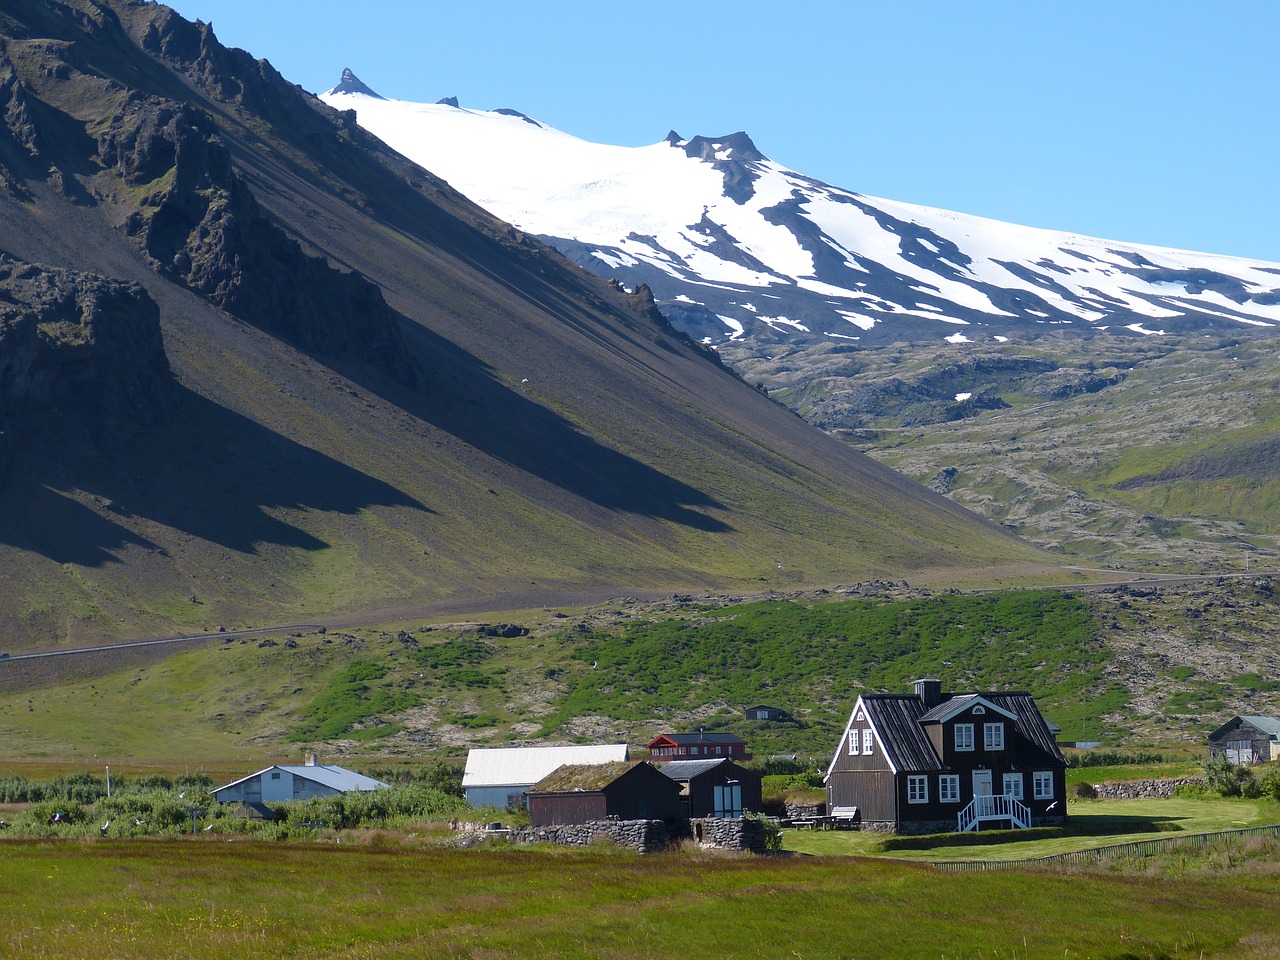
[926,823,1280,873]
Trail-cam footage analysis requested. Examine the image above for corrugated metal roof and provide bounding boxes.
[861,695,944,772]
[658,758,730,781]
[212,764,389,795]
[1242,715,1280,737]
[462,744,629,788]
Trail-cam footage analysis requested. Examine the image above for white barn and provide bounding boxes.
[462,743,629,808]
[212,761,389,805]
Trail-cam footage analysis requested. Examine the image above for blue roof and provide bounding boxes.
[213,764,389,795]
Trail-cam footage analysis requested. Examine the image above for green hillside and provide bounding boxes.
[5,579,1278,769]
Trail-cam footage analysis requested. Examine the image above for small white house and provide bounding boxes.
[212,759,389,805]
[462,743,629,809]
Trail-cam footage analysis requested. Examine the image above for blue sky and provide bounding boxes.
[166,1,1280,263]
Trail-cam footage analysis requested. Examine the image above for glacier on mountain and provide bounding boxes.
[322,72,1280,347]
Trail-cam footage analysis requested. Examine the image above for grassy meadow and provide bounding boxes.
[781,795,1280,860]
[4,836,1280,959]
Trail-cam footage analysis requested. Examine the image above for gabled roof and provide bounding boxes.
[462,744,629,788]
[647,732,745,747]
[528,760,655,794]
[1242,716,1280,738]
[826,688,1066,780]
[919,694,1018,724]
[657,758,735,781]
[213,764,389,795]
[1210,715,1280,740]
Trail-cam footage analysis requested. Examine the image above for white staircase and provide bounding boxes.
[957,794,1031,833]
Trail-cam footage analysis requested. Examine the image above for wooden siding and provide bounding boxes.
[826,769,896,822]
[681,762,763,818]
[827,724,891,775]
[1209,717,1276,763]
[528,792,608,826]
[602,764,684,821]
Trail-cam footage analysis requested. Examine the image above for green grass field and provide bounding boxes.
[782,796,1280,860]
[3,836,1278,959]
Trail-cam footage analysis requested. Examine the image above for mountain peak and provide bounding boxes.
[327,68,383,99]
[672,132,767,164]
[492,107,541,127]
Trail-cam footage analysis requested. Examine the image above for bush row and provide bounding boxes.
[0,783,470,839]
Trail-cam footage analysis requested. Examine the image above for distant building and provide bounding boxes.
[658,758,762,819]
[824,678,1068,834]
[212,758,388,804]
[1208,716,1280,763]
[526,760,683,826]
[745,705,784,721]
[646,732,747,762]
[461,744,629,808]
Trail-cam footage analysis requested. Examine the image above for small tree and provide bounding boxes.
[1203,751,1254,797]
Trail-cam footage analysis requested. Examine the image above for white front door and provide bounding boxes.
[971,770,994,818]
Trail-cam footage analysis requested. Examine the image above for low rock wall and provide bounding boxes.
[513,817,772,854]
[514,819,669,853]
[1088,777,1203,799]
[691,816,769,854]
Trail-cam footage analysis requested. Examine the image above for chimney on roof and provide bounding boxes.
[304,751,318,767]
[914,678,943,709]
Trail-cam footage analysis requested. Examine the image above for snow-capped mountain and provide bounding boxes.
[323,71,1280,347]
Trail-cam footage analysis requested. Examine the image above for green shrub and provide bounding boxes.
[1203,752,1254,797]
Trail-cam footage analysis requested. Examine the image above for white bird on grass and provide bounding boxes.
[101,819,112,833]
[134,818,146,826]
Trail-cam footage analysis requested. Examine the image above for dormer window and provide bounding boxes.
[955,723,975,751]
[984,722,1005,751]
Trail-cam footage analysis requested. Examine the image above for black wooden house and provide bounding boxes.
[824,679,1068,834]
[658,758,763,819]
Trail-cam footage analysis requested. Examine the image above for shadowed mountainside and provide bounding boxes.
[0,0,1046,649]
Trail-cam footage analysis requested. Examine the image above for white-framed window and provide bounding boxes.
[862,728,874,756]
[972,705,986,715]
[984,722,1005,751]
[939,774,960,803]
[1033,771,1054,799]
[848,729,860,756]
[954,723,974,752]
[907,775,929,803]
[1002,772,1023,799]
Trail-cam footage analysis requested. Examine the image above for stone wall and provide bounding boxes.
[691,816,769,854]
[512,817,774,854]
[1088,777,1203,800]
[513,819,669,854]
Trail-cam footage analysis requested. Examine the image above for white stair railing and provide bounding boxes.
[957,794,1031,832]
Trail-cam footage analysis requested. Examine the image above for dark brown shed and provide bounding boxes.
[526,760,684,827]
[658,758,763,818]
